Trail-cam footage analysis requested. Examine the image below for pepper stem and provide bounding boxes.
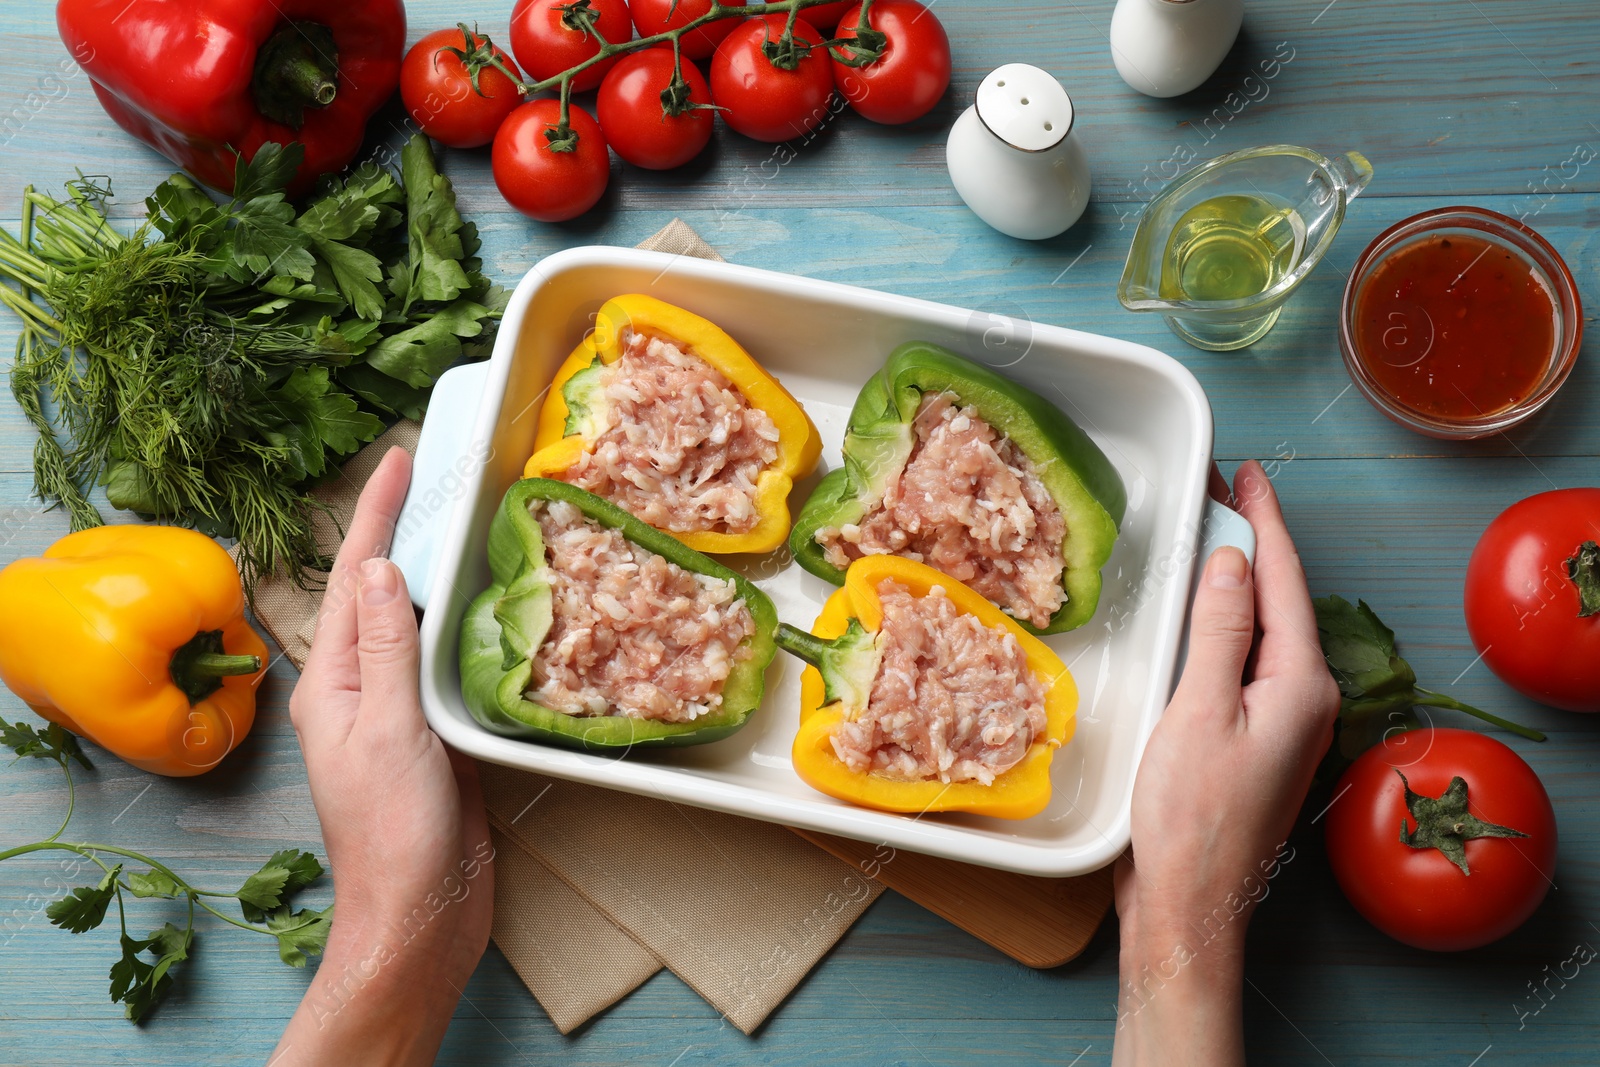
[776,620,881,709]
[776,623,832,668]
[188,653,266,677]
[252,21,341,129]
[170,631,261,706]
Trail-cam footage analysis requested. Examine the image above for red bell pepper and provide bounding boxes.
[57,0,406,195]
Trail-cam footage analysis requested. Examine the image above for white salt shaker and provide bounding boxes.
[1109,0,1244,98]
[945,64,1091,241]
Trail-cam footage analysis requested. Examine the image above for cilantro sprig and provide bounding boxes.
[1,717,330,1022]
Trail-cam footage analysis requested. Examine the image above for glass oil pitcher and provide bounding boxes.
[1117,145,1373,351]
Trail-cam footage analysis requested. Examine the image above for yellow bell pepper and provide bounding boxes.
[777,556,1076,820]
[0,525,267,777]
[524,294,821,554]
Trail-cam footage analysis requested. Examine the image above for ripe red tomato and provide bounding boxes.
[400,29,525,148]
[711,15,835,143]
[628,0,744,61]
[509,0,633,92]
[492,100,611,221]
[831,0,950,125]
[1465,489,1600,713]
[1325,728,1556,952]
[597,48,714,170]
[796,0,854,32]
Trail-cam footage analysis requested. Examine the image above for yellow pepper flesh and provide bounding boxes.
[525,294,821,554]
[0,525,267,777]
[792,556,1077,820]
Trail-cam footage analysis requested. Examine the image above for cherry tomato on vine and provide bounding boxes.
[597,48,714,170]
[510,0,634,92]
[711,14,835,143]
[401,29,525,148]
[492,99,611,221]
[831,0,950,125]
[628,0,744,61]
[796,0,854,32]
[1325,728,1556,952]
[1465,488,1600,713]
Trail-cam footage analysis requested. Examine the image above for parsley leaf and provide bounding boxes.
[109,923,191,1022]
[232,142,305,202]
[47,864,121,933]
[237,849,325,923]
[311,238,387,322]
[365,298,491,388]
[268,905,333,967]
[228,196,317,283]
[400,135,473,305]
[1,716,90,768]
[126,870,182,899]
[336,364,432,419]
[264,367,384,480]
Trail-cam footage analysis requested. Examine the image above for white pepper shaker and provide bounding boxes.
[945,64,1091,241]
[1109,0,1244,98]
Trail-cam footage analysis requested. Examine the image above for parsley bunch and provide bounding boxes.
[0,716,329,1022]
[0,135,504,588]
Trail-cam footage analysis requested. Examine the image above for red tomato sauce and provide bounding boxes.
[1352,232,1556,420]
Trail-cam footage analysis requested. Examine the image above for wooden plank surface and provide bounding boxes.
[2,0,1598,1063]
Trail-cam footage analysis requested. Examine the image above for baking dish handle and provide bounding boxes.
[392,360,491,611]
[1172,496,1258,686]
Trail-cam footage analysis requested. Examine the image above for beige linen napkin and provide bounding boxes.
[243,220,882,1035]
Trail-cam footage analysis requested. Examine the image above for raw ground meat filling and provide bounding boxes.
[830,580,1047,785]
[560,329,781,534]
[527,500,755,723]
[815,393,1067,629]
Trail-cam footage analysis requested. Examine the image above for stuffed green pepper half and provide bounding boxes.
[790,342,1126,634]
[461,479,779,749]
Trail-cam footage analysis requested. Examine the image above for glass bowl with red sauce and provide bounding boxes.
[1340,206,1582,439]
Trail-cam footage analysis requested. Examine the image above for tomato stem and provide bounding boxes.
[506,0,866,149]
[1412,688,1546,743]
[519,0,853,96]
[445,23,526,99]
[1567,540,1600,618]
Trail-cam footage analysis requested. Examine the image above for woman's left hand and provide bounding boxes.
[273,447,495,1066]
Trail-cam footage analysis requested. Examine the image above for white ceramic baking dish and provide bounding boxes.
[394,245,1252,877]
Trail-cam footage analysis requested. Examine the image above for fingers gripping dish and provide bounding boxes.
[459,479,779,749]
[776,556,1077,819]
[525,295,822,554]
[789,342,1126,633]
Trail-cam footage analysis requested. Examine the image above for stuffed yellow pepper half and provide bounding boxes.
[775,556,1076,820]
[525,294,821,554]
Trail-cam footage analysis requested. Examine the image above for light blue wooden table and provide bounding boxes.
[1,0,1597,1062]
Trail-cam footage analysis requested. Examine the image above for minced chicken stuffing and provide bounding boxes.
[831,580,1047,785]
[815,393,1067,629]
[527,500,755,722]
[559,329,781,535]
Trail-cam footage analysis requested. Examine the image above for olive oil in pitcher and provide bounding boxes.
[1157,194,1305,302]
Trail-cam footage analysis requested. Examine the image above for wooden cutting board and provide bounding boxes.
[791,829,1114,969]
